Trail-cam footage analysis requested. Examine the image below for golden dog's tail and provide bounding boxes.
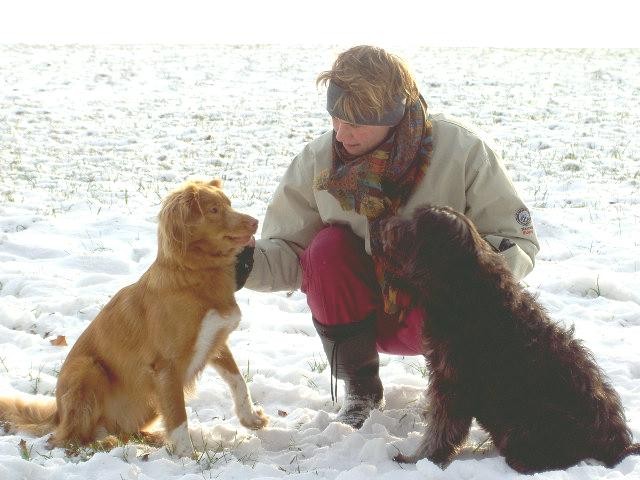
[0,395,58,437]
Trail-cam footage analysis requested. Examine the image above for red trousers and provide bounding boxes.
[300,225,423,356]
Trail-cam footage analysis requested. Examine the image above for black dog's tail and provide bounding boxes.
[614,443,640,465]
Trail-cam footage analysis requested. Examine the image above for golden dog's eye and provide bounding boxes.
[210,207,219,214]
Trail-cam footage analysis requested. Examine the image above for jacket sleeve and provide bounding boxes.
[464,141,540,281]
[244,144,325,292]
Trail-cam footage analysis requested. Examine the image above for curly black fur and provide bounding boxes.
[383,205,639,473]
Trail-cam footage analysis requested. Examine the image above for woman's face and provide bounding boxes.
[332,117,391,156]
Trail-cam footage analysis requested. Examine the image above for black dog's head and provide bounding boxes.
[382,205,490,290]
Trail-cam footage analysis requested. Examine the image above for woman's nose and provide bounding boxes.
[334,120,352,142]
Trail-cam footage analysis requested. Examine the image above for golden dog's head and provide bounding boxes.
[158,179,258,262]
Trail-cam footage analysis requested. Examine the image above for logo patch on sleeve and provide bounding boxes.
[515,208,532,226]
[515,207,534,235]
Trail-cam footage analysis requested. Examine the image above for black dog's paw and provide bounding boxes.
[394,452,416,463]
[505,456,535,474]
[393,451,445,467]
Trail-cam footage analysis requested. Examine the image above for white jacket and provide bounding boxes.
[246,113,539,292]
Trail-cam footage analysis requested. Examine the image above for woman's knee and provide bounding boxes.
[301,225,379,325]
[304,225,363,267]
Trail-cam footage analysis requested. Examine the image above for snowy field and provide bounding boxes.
[1,45,639,479]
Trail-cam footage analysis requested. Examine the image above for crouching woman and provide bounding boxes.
[238,45,539,428]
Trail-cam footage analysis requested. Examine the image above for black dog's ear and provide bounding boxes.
[412,205,482,263]
[381,216,415,256]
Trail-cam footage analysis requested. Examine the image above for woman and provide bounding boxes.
[238,45,539,428]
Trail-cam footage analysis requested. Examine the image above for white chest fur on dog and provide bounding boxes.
[185,308,241,381]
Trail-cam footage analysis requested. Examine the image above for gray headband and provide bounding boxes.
[326,81,406,126]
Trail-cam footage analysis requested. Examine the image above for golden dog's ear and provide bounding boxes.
[158,186,197,257]
[209,178,223,188]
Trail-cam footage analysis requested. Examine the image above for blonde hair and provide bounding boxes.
[317,45,420,124]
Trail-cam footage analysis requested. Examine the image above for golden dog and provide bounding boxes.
[0,179,267,455]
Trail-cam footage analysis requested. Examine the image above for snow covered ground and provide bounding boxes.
[1,45,639,479]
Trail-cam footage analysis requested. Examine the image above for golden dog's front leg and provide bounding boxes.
[153,361,193,457]
[209,343,268,430]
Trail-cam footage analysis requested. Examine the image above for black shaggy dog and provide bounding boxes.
[382,205,640,473]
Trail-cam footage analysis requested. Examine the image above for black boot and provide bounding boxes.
[313,315,384,429]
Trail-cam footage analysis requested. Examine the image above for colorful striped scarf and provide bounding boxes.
[314,96,433,323]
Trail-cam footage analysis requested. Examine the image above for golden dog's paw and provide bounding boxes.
[239,407,269,430]
[45,435,59,451]
[167,422,195,457]
[167,439,194,458]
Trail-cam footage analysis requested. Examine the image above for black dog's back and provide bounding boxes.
[384,205,639,472]
[471,293,630,468]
